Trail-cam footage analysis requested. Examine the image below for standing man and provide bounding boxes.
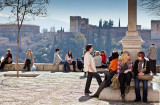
[147,43,158,75]
[84,44,102,94]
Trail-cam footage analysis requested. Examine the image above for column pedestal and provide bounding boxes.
[119,31,145,62]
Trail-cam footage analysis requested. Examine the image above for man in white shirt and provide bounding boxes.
[84,44,102,94]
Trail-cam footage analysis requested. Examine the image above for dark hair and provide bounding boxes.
[86,44,92,51]
[68,50,73,58]
[137,52,145,58]
[152,43,155,45]
[55,48,60,52]
[112,51,119,59]
[101,50,105,53]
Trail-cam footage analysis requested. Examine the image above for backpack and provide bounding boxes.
[76,59,83,70]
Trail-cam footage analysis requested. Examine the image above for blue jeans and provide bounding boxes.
[134,76,148,101]
[64,61,70,71]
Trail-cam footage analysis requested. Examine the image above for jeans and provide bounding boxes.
[119,72,132,95]
[134,76,148,101]
[85,72,102,93]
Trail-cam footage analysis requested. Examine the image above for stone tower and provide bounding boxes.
[70,16,81,33]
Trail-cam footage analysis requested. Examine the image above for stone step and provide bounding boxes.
[99,86,160,102]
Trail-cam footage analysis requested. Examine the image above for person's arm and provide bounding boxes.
[133,60,138,76]
[109,60,113,70]
[88,64,95,72]
[24,58,26,65]
[116,60,121,78]
[53,53,56,65]
[144,61,150,74]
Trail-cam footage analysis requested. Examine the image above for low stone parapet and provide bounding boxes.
[99,79,160,102]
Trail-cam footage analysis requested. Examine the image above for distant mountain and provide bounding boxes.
[0,16,70,32]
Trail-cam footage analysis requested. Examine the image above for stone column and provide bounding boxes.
[119,0,145,63]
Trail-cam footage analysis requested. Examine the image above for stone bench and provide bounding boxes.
[99,79,160,102]
[2,63,81,72]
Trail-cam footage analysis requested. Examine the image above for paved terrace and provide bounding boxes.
[0,71,159,105]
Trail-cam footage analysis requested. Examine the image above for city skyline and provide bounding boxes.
[0,0,159,32]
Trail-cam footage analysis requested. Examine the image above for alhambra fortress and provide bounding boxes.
[0,16,160,63]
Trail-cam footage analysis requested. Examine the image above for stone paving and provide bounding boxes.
[0,71,159,105]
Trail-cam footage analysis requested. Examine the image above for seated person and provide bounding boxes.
[64,50,76,72]
[0,49,12,70]
[133,52,150,102]
[23,49,34,71]
[94,51,102,68]
[91,51,119,98]
[100,50,107,68]
[53,48,65,67]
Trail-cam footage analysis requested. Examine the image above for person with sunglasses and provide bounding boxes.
[133,52,150,102]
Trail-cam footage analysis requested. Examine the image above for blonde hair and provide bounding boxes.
[120,51,130,65]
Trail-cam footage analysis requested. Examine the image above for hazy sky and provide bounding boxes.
[0,0,159,31]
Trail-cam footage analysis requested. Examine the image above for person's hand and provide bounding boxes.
[116,76,118,79]
[138,72,144,76]
[124,70,128,74]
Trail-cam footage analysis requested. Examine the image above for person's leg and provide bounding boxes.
[26,59,31,71]
[125,72,132,94]
[92,72,102,85]
[0,61,8,69]
[85,72,93,93]
[72,61,76,71]
[105,70,116,87]
[92,79,106,97]
[153,60,156,74]
[64,61,68,71]
[142,80,148,102]
[119,73,126,96]
[149,59,154,73]
[134,76,141,101]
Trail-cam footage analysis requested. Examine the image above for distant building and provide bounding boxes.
[0,24,40,38]
[151,20,160,39]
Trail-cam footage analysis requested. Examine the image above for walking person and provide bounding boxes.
[147,43,158,75]
[0,49,12,70]
[133,52,150,102]
[84,44,102,94]
[23,49,34,71]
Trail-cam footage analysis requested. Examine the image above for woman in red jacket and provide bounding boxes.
[100,51,107,68]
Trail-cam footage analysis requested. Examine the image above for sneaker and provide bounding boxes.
[85,91,92,94]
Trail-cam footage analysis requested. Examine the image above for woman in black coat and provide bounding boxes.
[0,49,12,70]
[133,52,150,102]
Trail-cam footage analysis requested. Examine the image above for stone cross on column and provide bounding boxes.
[119,0,144,63]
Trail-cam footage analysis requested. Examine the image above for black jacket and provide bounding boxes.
[133,59,150,76]
[5,53,12,61]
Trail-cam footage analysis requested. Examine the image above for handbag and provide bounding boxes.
[8,57,12,63]
[137,61,153,80]
[111,74,120,89]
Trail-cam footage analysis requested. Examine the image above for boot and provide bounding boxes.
[125,86,130,94]
[121,94,125,102]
